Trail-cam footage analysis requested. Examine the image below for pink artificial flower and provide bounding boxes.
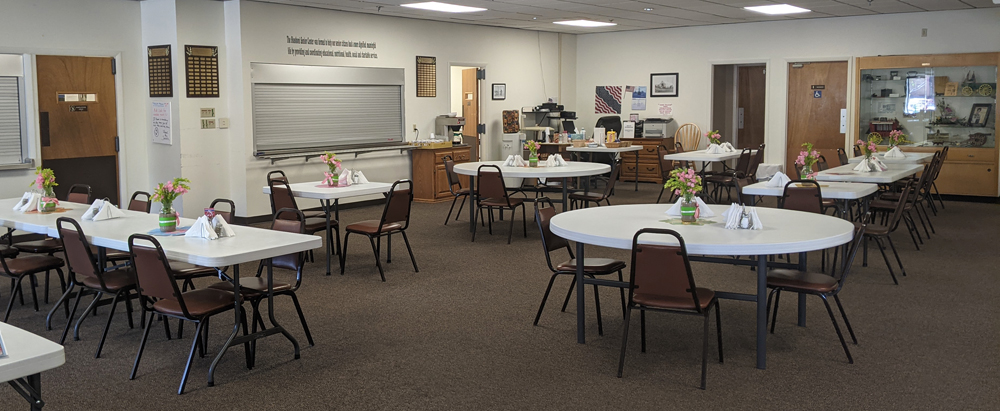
[35,174,44,189]
[165,181,173,192]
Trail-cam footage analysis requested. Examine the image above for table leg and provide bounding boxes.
[576,241,586,344]
[208,265,242,386]
[323,200,333,276]
[797,252,807,327]
[562,178,569,212]
[6,373,45,410]
[756,254,767,370]
[468,177,477,234]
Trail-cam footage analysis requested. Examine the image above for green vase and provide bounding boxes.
[529,153,539,167]
[159,207,177,232]
[680,200,697,222]
[39,188,57,212]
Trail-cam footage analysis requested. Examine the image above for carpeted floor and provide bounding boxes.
[1,182,997,410]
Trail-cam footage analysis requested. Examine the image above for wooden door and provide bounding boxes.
[786,61,848,173]
[461,68,480,160]
[36,55,119,204]
[738,65,766,149]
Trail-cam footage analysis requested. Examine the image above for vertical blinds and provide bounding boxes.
[0,77,23,165]
[252,83,403,155]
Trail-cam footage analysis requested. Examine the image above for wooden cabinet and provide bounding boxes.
[412,146,471,203]
[903,146,997,196]
[620,137,673,183]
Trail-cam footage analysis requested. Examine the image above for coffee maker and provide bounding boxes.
[435,115,466,144]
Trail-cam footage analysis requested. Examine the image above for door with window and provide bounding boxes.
[36,55,119,204]
[786,61,848,173]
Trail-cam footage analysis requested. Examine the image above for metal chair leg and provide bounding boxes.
[95,291,123,358]
[701,308,709,390]
[60,288,86,344]
[886,236,907,277]
[873,237,899,285]
[367,236,386,282]
[340,232,351,275]
[821,295,853,364]
[560,276,576,312]
[46,282,75,330]
[833,294,857,344]
[74,292,103,341]
[177,321,205,395]
[130,311,156,380]
[715,300,723,363]
[400,231,419,273]
[592,282,603,336]
[444,195,460,225]
[288,293,314,346]
[770,289,782,334]
[640,309,646,353]
[616,305,633,378]
[533,273,560,326]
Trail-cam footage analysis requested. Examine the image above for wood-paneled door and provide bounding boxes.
[36,55,119,204]
[461,68,480,161]
[786,61,848,173]
[738,65,766,149]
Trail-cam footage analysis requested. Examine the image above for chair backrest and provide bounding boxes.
[476,165,511,206]
[210,198,236,224]
[56,217,100,285]
[628,228,705,313]
[909,164,933,204]
[67,184,92,203]
[657,145,673,181]
[793,163,804,178]
[674,123,702,151]
[268,208,306,287]
[833,224,867,293]
[853,145,862,157]
[928,150,945,181]
[442,155,463,194]
[884,180,915,231]
[733,148,752,176]
[533,197,571,272]
[780,180,823,214]
[748,144,766,181]
[128,191,152,213]
[836,148,849,166]
[128,234,191,317]
[817,155,830,171]
[733,177,755,205]
[378,180,413,231]
[602,159,622,197]
[595,116,623,135]
[266,170,288,184]
[673,142,690,169]
[267,179,300,220]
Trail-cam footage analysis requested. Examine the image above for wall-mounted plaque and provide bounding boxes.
[185,45,219,98]
[416,56,436,98]
[148,45,173,97]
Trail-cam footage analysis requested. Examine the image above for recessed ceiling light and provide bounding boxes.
[644,8,653,11]
[554,20,617,27]
[744,4,811,15]
[400,2,487,13]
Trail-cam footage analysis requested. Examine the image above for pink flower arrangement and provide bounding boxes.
[857,139,879,158]
[795,142,821,178]
[664,167,703,202]
[524,140,540,156]
[705,130,722,145]
[887,130,908,147]
[31,167,57,192]
[151,177,191,213]
[319,151,342,174]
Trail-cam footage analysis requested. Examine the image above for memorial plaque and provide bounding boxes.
[185,45,219,98]
[148,45,173,97]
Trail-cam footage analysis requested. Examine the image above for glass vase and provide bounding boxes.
[159,206,177,232]
[39,187,57,212]
[680,199,697,223]
[529,153,539,167]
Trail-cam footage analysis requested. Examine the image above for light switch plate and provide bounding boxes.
[839,109,847,133]
[200,108,215,118]
[201,119,216,129]
[218,118,230,129]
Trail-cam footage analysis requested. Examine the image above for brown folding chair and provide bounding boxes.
[266,170,327,221]
[127,191,153,213]
[532,198,625,335]
[53,217,138,358]
[656,144,676,203]
[341,180,418,281]
[473,165,526,244]
[617,228,723,390]
[268,178,337,265]
[127,234,247,395]
[569,159,621,209]
[836,148,849,166]
[779,180,823,214]
[168,199,241,291]
[0,237,65,322]
[747,144,766,181]
[67,184,92,203]
[862,181,916,285]
[442,155,471,225]
[705,148,752,202]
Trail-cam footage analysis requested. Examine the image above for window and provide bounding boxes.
[0,54,27,167]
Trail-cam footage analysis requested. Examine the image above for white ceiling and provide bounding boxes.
[251,0,1000,33]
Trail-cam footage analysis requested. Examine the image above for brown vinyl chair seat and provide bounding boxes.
[0,244,17,258]
[102,248,131,261]
[207,278,292,295]
[480,197,524,207]
[345,220,403,235]
[633,287,716,311]
[14,238,63,254]
[80,268,136,291]
[151,288,235,318]
[304,217,334,233]
[169,261,219,278]
[853,220,890,236]
[1,255,64,276]
[455,187,471,195]
[302,210,326,220]
[766,269,837,293]
[555,258,626,274]
[567,191,605,202]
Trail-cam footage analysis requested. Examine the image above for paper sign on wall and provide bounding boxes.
[658,103,673,116]
[152,102,172,145]
[631,86,647,110]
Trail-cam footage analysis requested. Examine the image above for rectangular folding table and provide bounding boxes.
[0,322,65,410]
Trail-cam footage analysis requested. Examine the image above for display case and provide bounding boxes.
[856,53,1000,197]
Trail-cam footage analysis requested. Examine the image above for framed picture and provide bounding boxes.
[650,73,678,97]
[492,83,506,100]
[968,103,992,127]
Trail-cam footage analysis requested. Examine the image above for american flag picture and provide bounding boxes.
[595,86,622,114]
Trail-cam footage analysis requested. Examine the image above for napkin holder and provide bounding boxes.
[184,216,219,240]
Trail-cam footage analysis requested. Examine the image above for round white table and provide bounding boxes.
[452,161,611,233]
[549,204,854,370]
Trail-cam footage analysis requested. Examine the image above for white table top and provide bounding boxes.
[262,181,393,200]
[815,163,924,184]
[847,152,934,164]
[742,181,879,200]
[0,199,322,267]
[663,149,755,162]
[566,145,643,153]
[452,161,610,178]
[0,322,64,382]
[550,204,854,255]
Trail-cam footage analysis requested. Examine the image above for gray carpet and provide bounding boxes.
[1,183,997,410]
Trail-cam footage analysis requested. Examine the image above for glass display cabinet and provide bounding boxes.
[855,53,999,197]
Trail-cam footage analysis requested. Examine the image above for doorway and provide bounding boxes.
[36,55,119,204]
[712,63,766,149]
[450,65,480,161]
[786,61,848,172]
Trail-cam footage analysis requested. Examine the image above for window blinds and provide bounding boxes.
[0,77,23,165]
[252,83,403,155]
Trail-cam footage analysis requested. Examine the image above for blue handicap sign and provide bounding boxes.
[813,90,822,98]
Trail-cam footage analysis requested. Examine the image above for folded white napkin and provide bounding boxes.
[13,192,32,211]
[354,170,369,184]
[338,169,352,186]
[211,215,236,238]
[705,144,723,154]
[502,155,515,167]
[766,171,792,187]
[854,156,888,172]
[185,216,219,240]
[720,142,736,152]
[514,155,528,167]
[724,204,762,230]
[82,199,126,221]
[884,146,905,158]
[544,154,568,167]
[665,197,715,217]
[17,193,40,213]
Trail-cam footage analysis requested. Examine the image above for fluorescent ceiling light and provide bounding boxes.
[400,2,486,13]
[744,4,811,15]
[554,20,617,27]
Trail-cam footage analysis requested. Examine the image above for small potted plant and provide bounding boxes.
[794,142,821,180]
[320,151,342,186]
[705,130,722,145]
[32,167,58,213]
[664,167,703,223]
[524,140,540,167]
[152,177,190,232]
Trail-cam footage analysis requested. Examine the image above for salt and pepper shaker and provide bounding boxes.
[352,170,360,185]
